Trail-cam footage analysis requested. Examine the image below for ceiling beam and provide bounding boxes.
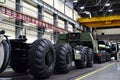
[78,15,120,27]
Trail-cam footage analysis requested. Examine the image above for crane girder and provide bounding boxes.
[77,15,120,28]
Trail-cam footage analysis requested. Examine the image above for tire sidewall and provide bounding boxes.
[43,44,55,74]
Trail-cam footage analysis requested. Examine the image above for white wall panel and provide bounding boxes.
[0,0,15,10]
[23,2,37,18]
[0,22,15,39]
[97,28,120,35]
[54,0,64,13]
[58,19,64,29]
[44,12,53,25]
[68,24,73,32]
[43,0,53,7]
[26,30,37,43]
[74,11,79,21]
[65,6,72,18]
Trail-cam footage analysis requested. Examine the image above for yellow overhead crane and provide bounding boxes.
[77,15,120,28]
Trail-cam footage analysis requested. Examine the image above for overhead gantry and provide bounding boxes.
[77,15,120,28]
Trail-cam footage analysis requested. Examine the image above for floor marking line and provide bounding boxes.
[75,62,116,80]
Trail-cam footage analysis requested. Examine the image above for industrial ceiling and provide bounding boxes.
[74,0,120,17]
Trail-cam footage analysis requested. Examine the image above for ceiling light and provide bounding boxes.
[73,0,78,3]
[80,6,85,9]
[105,3,110,6]
[108,9,113,12]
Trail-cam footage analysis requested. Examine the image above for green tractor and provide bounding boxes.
[55,32,98,73]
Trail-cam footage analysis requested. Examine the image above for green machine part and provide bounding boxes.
[79,32,98,54]
[56,32,98,54]
[80,32,93,41]
[56,34,68,44]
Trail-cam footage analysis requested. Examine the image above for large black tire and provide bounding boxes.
[0,40,10,73]
[87,48,94,67]
[75,46,87,69]
[29,39,55,79]
[55,43,72,74]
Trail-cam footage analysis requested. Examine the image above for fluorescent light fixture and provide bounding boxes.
[108,9,113,12]
[80,6,85,9]
[73,0,78,3]
[105,3,110,6]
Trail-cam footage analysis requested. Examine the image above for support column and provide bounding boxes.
[37,5,44,39]
[64,20,69,30]
[53,14,58,44]
[93,28,97,40]
[64,0,66,14]
[83,26,87,32]
[73,24,76,32]
[72,9,74,19]
[15,0,23,39]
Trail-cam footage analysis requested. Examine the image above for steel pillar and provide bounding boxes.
[73,24,76,32]
[53,14,58,44]
[64,0,66,14]
[15,0,23,39]
[37,5,44,39]
[64,20,69,30]
[83,27,87,32]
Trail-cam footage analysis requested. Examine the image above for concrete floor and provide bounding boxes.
[76,61,120,80]
[0,61,119,80]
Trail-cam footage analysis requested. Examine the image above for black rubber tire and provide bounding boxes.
[87,48,94,67]
[75,54,87,69]
[0,40,10,73]
[55,43,72,74]
[75,47,87,69]
[29,39,55,79]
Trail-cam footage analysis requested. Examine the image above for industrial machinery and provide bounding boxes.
[0,30,111,80]
[0,30,55,80]
[55,32,98,73]
[110,42,119,60]
[94,41,111,63]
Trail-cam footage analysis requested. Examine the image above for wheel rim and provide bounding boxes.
[45,48,54,69]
